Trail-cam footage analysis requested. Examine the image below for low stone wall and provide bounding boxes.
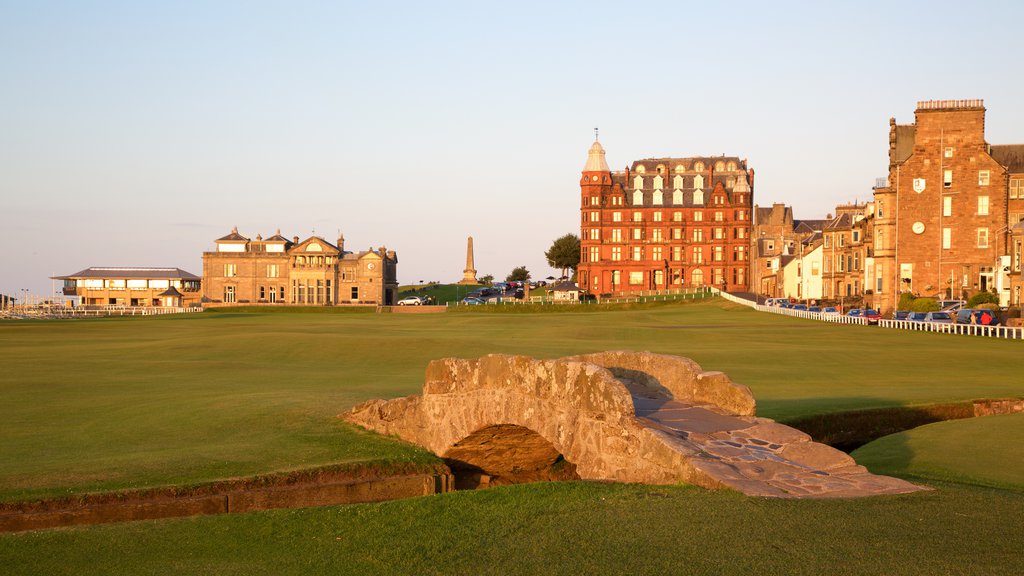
[973,398,1024,417]
[567,351,756,416]
[0,469,452,533]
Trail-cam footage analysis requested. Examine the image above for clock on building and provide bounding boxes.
[912,222,925,234]
[367,262,376,270]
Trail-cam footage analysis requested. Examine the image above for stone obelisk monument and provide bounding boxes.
[459,236,478,285]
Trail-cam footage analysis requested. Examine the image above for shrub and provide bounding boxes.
[966,291,999,308]
[910,297,940,312]
[975,302,999,311]
[897,292,917,311]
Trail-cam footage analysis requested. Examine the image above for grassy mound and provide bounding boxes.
[853,412,1024,492]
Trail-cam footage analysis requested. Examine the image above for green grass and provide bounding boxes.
[2,299,1023,502]
[1,481,1021,575]
[3,301,1024,574]
[853,412,1024,492]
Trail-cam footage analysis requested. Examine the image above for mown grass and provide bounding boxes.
[2,299,1022,502]
[853,412,1024,492]
[1,481,1021,575]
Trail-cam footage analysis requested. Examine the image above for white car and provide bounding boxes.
[397,296,423,306]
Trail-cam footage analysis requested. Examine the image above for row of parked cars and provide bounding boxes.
[766,298,1001,326]
[892,308,1001,325]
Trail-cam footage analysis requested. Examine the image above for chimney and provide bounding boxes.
[337,233,345,251]
[293,236,299,244]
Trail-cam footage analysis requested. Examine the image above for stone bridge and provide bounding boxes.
[344,351,923,498]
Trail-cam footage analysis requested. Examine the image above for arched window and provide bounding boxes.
[632,190,643,205]
[694,161,705,172]
[652,190,663,205]
[635,165,646,174]
[672,189,683,205]
[633,175,644,190]
[674,164,686,174]
[692,269,704,286]
[715,161,725,172]
[727,161,737,171]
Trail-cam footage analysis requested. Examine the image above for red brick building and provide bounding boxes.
[872,100,1023,312]
[577,140,754,296]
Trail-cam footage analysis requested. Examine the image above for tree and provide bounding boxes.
[545,234,581,280]
[479,274,494,286]
[966,291,999,308]
[506,266,530,282]
[910,297,940,312]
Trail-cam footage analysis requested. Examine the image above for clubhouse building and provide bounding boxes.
[201,228,399,306]
[55,267,202,307]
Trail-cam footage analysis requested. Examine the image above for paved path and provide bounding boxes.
[632,395,923,498]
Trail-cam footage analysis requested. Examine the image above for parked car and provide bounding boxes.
[892,310,910,321]
[939,300,966,311]
[461,297,486,305]
[923,311,954,323]
[955,308,1001,326]
[846,309,863,317]
[822,307,839,314]
[807,306,821,313]
[862,309,881,324]
[792,304,807,311]
[397,296,424,306]
[907,311,928,322]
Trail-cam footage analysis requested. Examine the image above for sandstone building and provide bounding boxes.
[873,100,1024,312]
[577,140,754,296]
[201,228,398,306]
[751,203,826,298]
[821,202,874,306]
[55,267,201,307]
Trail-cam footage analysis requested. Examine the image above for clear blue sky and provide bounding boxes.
[3,0,1023,298]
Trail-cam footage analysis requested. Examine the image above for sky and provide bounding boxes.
[3,0,1024,299]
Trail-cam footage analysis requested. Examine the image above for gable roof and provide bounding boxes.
[289,236,340,255]
[216,227,249,242]
[991,144,1024,173]
[795,219,828,233]
[894,125,916,165]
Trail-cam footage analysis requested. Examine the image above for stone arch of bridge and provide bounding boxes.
[442,423,579,489]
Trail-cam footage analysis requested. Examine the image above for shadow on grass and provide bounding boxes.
[781,399,974,453]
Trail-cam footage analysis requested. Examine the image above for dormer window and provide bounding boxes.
[693,174,704,189]
[632,190,643,205]
[633,175,644,190]
[653,175,663,190]
[715,161,725,172]
[672,189,683,205]
[694,161,705,172]
[652,190,663,205]
[693,189,704,204]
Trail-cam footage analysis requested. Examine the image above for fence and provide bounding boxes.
[721,290,1021,340]
[879,319,1023,340]
[446,288,713,308]
[0,305,202,320]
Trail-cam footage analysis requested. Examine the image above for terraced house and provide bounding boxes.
[821,202,874,306]
[577,139,754,296]
[201,228,398,306]
[872,100,1024,312]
